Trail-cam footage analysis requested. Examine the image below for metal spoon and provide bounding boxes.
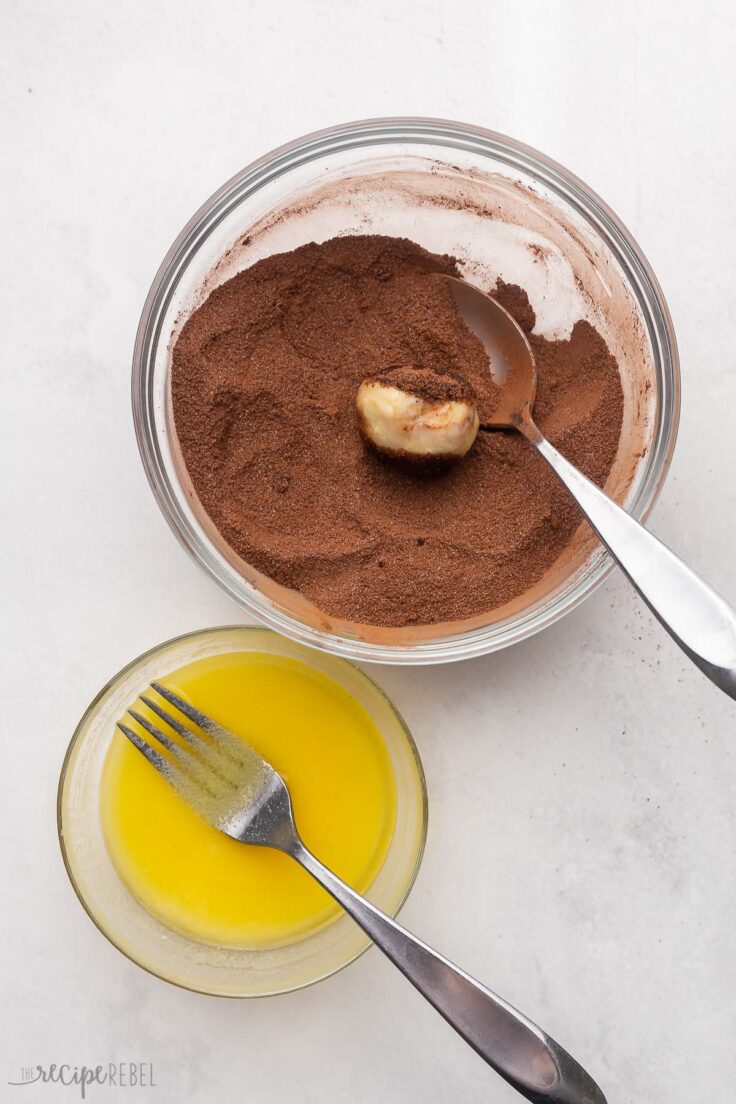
[444,276,736,701]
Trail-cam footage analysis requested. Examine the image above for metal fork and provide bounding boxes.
[119,683,606,1104]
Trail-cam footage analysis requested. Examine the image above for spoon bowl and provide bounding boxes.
[443,276,537,428]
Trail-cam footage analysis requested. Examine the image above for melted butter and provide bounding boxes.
[101,652,397,948]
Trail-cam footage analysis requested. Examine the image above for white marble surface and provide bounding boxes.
[2,2,736,1101]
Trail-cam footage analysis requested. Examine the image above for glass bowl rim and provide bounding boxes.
[132,116,681,664]
[57,624,429,997]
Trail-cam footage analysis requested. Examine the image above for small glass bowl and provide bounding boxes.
[57,626,427,997]
[132,117,680,664]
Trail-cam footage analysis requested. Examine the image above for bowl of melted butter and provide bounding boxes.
[59,626,427,996]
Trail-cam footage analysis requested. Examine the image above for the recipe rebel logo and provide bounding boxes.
[8,1063,156,1098]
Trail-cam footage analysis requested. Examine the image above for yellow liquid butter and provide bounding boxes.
[101,652,397,947]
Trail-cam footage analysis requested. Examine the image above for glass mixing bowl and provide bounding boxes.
[57,627,427,997]
[132,118,679,663]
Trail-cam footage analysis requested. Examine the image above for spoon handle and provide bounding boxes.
[524,418,736,699]
[291,841,606,1104]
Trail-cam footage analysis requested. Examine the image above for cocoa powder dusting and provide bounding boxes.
[172,235,624,627]
[364,364,476,405]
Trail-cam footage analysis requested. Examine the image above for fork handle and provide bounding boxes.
[291,842,605,1104]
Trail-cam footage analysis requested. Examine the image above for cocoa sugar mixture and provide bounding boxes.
[171,235,624,627]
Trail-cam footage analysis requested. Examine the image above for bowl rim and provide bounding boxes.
[57,624,429,997]
[132,116,681,664]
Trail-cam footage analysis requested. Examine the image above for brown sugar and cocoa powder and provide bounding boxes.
[171,235,624,627]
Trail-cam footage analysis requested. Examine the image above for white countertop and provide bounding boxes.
[2,2,735,1101]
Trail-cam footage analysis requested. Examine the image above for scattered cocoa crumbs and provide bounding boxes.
[171,235,624,627]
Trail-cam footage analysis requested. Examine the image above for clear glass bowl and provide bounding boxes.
[132,118,680,664]
[57,626,427,997]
